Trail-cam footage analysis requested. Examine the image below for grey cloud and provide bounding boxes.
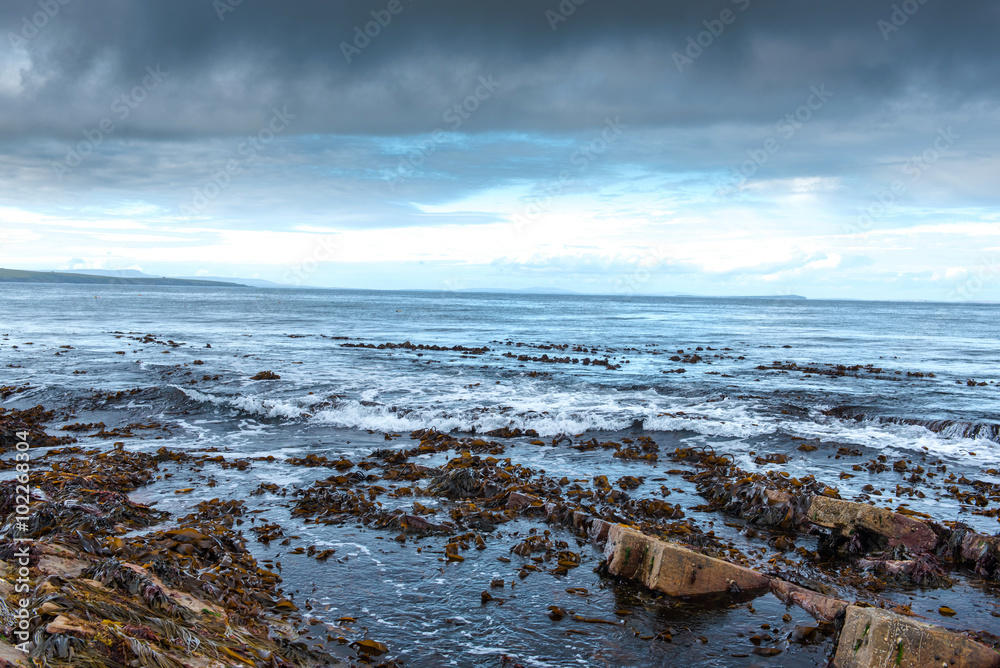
[1,1,997,139]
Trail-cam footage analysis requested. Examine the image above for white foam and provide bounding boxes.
[173,381,996,463]
[785,411,1000,463]
[177,386,310,419]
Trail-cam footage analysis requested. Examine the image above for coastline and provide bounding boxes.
[2,289,999,666]
[2,404,999,666]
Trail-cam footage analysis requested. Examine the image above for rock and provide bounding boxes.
[769,579,848,621]
[34,544,88,579]
[45,614,91,636]
[506,491,539,511]
[808,496,937,551]
[588,519,612,543]
[387,514,452,534]
[834,605,1000,668]
[958,532,1000,577]
[0,641,27,667]
[604,525,770,597]
[856,555,948,586]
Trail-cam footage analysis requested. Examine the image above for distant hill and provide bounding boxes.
[52,269,303,289]
[1,268,243,287]
[5,269,808,298]
[53,269,151,279]
[176,275,295,289]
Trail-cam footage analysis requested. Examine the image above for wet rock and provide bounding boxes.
[506,491,540,511]
[856,555,949,586]
[588,519,612,543]
[833,605,1000,668]
[955,530,1000,580]
[769,580,848,622]
[808,496,937,552]
[603,525,770,598]
[377,512,453,534]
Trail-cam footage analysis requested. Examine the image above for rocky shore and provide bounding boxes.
[2,402,999,666]
[0,407,345,668]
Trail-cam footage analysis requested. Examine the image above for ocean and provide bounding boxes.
[2,284,998,666]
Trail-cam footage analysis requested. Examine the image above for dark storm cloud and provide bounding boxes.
[2,0,998,139]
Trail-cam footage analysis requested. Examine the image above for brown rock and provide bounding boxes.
[397,514,450,533]
[834,605,1000,668]
[45,614,91,636]
[604,525,770,597]
[808,496,937,551]
[588,519,612,543]
[959,532,1000,565]
[0,640,27,667]
[769,579,848,621]
[506,491,539,511]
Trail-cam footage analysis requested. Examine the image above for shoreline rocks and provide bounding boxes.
[4,406,1000,666]
[0,411,343,667]
[604,524,771,598]
[834,605,1000,668]
[808,496,939,552]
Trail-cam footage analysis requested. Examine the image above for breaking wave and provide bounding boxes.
[824,406,1000,444]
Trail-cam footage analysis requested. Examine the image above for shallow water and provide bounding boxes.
[2,285,998,665]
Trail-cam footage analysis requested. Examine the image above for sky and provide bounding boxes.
[0,1,998,300]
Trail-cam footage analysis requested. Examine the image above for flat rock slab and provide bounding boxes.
[769,579,848,622]
[834,605,1000,668]
[604,525,770,597]
[809,496,937,551]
